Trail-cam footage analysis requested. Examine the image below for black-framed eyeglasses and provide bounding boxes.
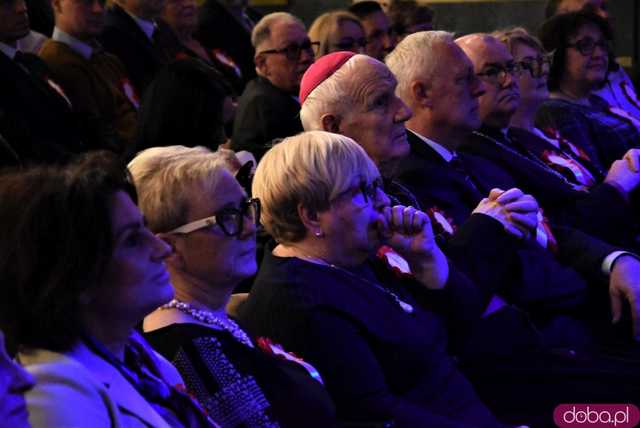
[476,61,523,86]
[567,37,609,56]
[332,37,368,51]
[259,39,319,61]
[169,198,261,238]
[517,54,552,78]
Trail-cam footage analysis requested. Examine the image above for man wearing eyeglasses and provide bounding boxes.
[457,33,640,251]
[231,12,314,160]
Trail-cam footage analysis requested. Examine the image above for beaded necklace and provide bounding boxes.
[161,299,254,348]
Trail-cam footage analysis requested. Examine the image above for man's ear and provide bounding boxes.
[320,113,341,133]
[52,0,63,14]
[411,80,433,108]
[297,203,323,237]
[254,53,268,77]
[157,232,184,270]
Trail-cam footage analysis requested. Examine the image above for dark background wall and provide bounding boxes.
[252,0,638,85]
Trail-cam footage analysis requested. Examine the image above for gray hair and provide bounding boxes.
[300,54,374,131]
[252,131,379,244]
[128,146,239,233]
[385,30,454,102]
[252,12,305,51]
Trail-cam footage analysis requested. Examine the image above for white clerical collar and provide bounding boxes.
[0,41,18,60]
[52,28,93,60]
[407,129,455,162]
[128,12,156,40]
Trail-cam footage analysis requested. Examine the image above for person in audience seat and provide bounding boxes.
[240,130,506,428]
[466,27,640,249]
[308,10,366,59]
[231,12,313,160]
[99,0,182,94]
[536,11,640,171]
[129,145,338,428]
[348,1,395,61]
[41,0,139,157]
[545,0,640,120]
[0,152,217,427]
[299,46,640,424]
[0,0,84,167]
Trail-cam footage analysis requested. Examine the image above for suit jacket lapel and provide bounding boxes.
[69,342,174,428]
[106,4,158,60]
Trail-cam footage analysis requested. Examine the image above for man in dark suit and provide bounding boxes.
[99,0,181,95]
[231,12,314,160]
[298,48,640,421]
[194,0,260,91]
[0,0,83,167]
[385,30,640,340]
[456,33,640,249]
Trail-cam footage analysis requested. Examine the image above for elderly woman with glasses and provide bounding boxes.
[308,10,367,59]
[130,146,337,428]
[536,11,640,171]
[0,152,216,427]
[239,131,505,427]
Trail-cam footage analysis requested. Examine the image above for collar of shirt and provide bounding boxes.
[52,27,93,60]
[407,129,455,162]
[0,41,18,60]
[127,12,156,41]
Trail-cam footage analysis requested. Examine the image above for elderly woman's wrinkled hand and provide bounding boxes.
[379,205,449,290]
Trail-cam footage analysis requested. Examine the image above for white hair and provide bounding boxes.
[299,54,376,131]
[252,131,379,243]
[128,145,239,233]
[385,30,454,102]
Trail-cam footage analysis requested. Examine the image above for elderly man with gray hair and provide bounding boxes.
[231,12,315,160]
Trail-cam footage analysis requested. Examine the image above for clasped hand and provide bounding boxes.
[472,188,539,240]
[377,205,448,290]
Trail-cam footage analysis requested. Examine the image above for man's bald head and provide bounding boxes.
[456,33,520,128]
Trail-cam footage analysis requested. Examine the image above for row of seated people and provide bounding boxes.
[2,131,640,427]
[2,0,639,168]
[2,1,640,428]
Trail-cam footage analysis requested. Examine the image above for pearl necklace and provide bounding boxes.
[161,299,254,348]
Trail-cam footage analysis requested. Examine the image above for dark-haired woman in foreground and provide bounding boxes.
[0,153,217,427]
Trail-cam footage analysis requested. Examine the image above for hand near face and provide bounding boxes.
[609,255,640,340]
[472,188,539,240]
[604,149,640,196]
[378,205,448,289]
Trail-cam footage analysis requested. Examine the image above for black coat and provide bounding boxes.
[240,249,503,428]
[194,0,260,90]
[0,51,84,167]
[461,126,638,249]
[396,131,617,316]
[231,76,303,160]
[99,5,182,95]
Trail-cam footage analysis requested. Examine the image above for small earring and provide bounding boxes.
[314,230,323,238]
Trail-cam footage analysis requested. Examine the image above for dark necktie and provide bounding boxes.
[13,50,30,74]
[449,154,484,203]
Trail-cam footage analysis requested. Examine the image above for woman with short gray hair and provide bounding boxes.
[241,131,504,427]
